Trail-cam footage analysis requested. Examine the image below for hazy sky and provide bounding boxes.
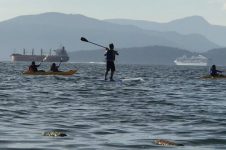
[0,0,226,25]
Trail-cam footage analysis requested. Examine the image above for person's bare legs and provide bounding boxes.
[105,71,109,80]
[110,71,114,81]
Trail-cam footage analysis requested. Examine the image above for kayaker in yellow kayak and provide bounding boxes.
[50,63,61,72]
[29,61,41,72]
[50,58,62,72]
[210,65,223,76]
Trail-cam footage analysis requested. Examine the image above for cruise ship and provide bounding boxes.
[174,55,208,66]
[11,46,69,62]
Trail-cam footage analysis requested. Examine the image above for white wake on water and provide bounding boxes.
[121,77,144,82]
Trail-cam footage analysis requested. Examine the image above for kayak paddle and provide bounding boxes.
[58,57,63,68]
[43,55,49,62]
[38,55,49,65]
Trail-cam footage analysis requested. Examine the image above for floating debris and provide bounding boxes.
[154,139,184,146]
[43,130,67,137]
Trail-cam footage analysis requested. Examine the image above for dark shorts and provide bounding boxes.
[106,61,115,71]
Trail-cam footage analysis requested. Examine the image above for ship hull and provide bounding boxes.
[174,61,207,66]
[174,55,208,66]
[11,54,69,62]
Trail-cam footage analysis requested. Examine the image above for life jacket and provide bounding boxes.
[51,65,59,72]
[29,65,38,72]
[106,50,115,62]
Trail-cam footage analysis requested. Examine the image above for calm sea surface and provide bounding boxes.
[0,62,226,150]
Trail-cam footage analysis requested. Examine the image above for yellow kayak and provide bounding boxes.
[201,74,226,79]
[23,70,77,76]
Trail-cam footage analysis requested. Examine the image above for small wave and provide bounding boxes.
[188,138,226,145]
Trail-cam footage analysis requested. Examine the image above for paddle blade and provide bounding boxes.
[81,37,88,42]
[43,55,49,62]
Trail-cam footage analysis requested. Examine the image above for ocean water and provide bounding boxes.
[0,62,226,150]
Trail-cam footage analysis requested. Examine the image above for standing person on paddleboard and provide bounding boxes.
[105,43,119,81]
[80,37,119,81]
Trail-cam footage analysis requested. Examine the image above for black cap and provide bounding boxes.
[109,43,114,49]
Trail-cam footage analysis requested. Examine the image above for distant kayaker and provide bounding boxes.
[104,43,119,81]
[210,65,223,76]
[50,63,60,72]
[29,61,40,72]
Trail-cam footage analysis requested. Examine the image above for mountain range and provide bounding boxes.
[69,46,226,66]
[0,12,224,61]
[69,46,193,65]
[105,16,226,47]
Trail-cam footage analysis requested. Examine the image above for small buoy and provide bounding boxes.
[154,139,184,146]
[43,130,67,137]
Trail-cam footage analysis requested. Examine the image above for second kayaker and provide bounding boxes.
[50,63,61,72]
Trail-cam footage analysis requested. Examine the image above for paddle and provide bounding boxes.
[81,37,108,49]
[43,55,49,62]
[58,57,63,68]
[38,55,49,65]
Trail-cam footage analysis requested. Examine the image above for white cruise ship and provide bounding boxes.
[174,55,208,66]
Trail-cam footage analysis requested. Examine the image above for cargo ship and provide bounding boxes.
[11,46,69,62]
[174,55,208,66]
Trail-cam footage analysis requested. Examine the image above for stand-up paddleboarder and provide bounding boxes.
[104,43,119,81]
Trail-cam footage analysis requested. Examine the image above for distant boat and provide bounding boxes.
[174,55,208,66]
[11,46,69,62]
